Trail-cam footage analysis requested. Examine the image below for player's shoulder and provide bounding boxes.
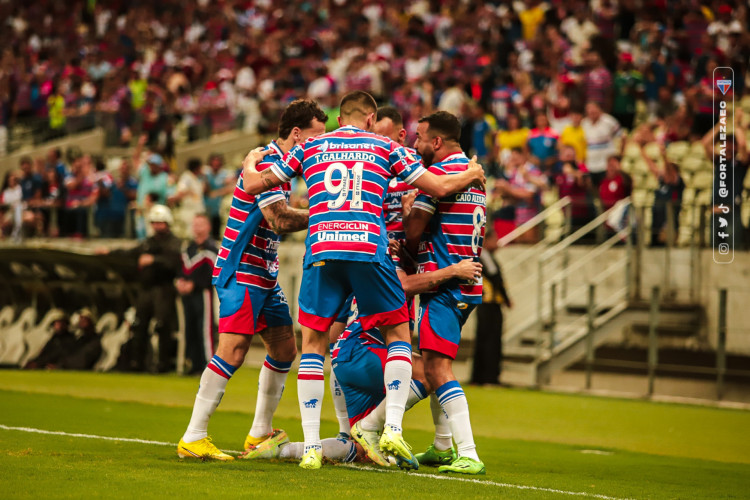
[433,152,468,173]
[256,140,285,171]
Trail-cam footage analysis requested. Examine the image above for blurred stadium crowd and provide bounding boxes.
[1,0,749,247]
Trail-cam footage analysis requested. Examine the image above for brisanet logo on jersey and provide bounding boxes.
[713,67,735,264]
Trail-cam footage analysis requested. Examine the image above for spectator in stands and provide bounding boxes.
[495,113,529,166]
[18,156,42,203]
[633,135,683,246]
[495,148,546,243]
[471,228,511,386]
[24,311,75,370]
[58,309,102,371]
[46,82,66,141]
[1,170,23,239]
[135,149,169,208]
[583,50,613,112]
[203,153,233,240]
[46,148,67,181]
[559,109,586,163]
[599,155,632,212]
[469,104,497,174]
[553,145,592,230]
[176,213,218,375]
[63,153,97,237]
[612,53,643,132]
[39,166,63,236]
[171,158,206,239]
[99,205,182,372]
[96,159,138,239]
[527,112,560,173]
[582,101,622,187]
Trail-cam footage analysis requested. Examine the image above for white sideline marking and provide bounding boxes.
[580,449,614,456]
[340,464,632,499]
[1,425,631,500]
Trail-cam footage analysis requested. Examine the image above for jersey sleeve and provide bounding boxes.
[389,144,426,185]
[255,160,287,208]
[270,143,305,183]
[412,192,438,214]
[412,164,442,214]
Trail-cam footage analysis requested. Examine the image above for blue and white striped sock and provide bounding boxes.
[436,380,479,461]
[249,355,293,438]
[183,355,237,443]
[359,378,428,432]
[298,353,325,453]
[383,341,412,433]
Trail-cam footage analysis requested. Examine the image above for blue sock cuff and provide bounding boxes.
[300,353,325,362]
[436,380,463,405]
[387,341,412,352]
[410,379,427,400]
[264,355,292,371]
[211,355,237,376]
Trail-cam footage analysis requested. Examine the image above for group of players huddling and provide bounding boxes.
[176,91,488,475]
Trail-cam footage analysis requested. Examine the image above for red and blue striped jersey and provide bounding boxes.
[413,152,486,304]
[212,141,290,290]
[383,146,421,242]
[270,125,425,265]
[330,318,385,363]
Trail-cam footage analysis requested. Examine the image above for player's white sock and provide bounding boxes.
[297,353,325,453]
[279,438,357,463]
[383,341,412,433]
[430,393,453,451]
[329,369,351,436]
[436,381,480,461]
[360,379,427,432]
[248,355,292,438]
[182,355,236,443]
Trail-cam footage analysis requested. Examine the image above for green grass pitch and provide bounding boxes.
[0,369,748,499]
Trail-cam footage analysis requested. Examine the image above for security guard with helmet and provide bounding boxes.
[104,204,182,372]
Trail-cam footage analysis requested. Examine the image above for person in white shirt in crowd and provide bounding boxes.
[581,101,622,187]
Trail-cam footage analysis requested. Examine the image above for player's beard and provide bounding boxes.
[420,146,435,166]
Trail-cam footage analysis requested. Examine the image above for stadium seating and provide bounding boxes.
[18,309,67,368]
[0,308,37,366]
[94,309,134,372]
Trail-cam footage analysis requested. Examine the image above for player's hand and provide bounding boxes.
[467,156,486,190]
[138,253,155,268]
[93,246,110,255]
[242,147,271,173]
[175,278,194,295]
[401,190,417,218]
[452,259,483,282]
[388,239,402,258]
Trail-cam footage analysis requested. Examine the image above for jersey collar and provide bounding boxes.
[268,140,284,157]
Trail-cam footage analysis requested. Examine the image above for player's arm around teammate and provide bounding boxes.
[177,100,327,462]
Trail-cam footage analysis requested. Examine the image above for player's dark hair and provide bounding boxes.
[187,157,202,173]
[418,111,461,143]
[339,91,378,119]
[278,99,327,139]
[376,106,403,128]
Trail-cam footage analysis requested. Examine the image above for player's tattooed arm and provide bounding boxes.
[398,259,482,298]
[242,148,285,195]
[260,200,309,234]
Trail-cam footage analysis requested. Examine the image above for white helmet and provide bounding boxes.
[148,204,173,225]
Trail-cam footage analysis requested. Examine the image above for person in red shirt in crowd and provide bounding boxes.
[553,145,591,229]
[599,155,632,211]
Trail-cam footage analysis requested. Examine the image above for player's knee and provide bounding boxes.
[216,333,252,367]
[267,337,297,363]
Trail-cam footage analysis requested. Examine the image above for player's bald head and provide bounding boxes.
[339,91,378,121]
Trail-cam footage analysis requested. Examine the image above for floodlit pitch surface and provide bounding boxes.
[1,369,748,499]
